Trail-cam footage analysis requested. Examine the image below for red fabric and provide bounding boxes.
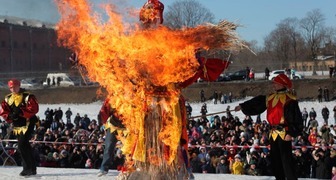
[21,95,39,119]
[179,57,230,88]
[199,57,230,81]
[99,98,112,124]
[179,95,188,151]
[266,98,284,126]
[273,74,292,89]
[0,93,39,123]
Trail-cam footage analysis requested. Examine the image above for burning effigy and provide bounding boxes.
[55,0,244,179]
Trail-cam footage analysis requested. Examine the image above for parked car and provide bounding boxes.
[268,70,304,80]
[228,70,247,81]
[42,73,75,87]
[20,78,41,89]
[216,73,231,82]
[0,81,5,89]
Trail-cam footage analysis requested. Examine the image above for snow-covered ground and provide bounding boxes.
[0,166,316,180]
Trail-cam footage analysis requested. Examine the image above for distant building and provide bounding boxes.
[0,16,72,78]
[289,43,336,71]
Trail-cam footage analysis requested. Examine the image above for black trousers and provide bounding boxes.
[270,136,297,180]
[17,122,36,173]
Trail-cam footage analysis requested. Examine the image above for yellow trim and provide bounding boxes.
[13,122,29,135]
[103,117,119,133]
[270,129,286,141]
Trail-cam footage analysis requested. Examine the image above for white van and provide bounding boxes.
[42,73,75,87]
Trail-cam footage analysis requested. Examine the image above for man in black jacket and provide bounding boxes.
[235,74,303,180]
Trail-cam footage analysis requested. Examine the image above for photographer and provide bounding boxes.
[312,148,332,179]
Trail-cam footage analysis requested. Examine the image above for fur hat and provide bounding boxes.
[273,74,292,89]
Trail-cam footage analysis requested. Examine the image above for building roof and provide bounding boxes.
[0,15,55,29]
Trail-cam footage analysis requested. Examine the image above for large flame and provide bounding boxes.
[55,0,243,169]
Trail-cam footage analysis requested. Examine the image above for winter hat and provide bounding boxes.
[8,79,20,88]
[250,160,256,165]
[273,74,292,89]
[234,154,241,159]
[61,150,68,156]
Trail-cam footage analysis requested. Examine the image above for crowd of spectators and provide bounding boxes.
[1,103,336,179]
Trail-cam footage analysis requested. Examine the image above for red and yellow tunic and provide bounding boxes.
[266,92,296,140]
[0,91,39,135]
[239,91,303,141]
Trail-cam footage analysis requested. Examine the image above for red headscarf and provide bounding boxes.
[273,74,292,89]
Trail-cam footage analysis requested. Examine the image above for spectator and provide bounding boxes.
[324,87,330,102]
[301,107,308,128]
[47,77,51,86]
[318,87,323,102]
[246,160,260,176]
[329,66,335,78]
[309,108,317,121]
[200,89,206,102]
[293,148,306,178]
[290,67,296,79]
[65,108,73,122]
[264,67,270,80]
[308,127,318,146]
[321,106,330,125]
[249,68,255,81]
[0,120,9,138]
[313,148,332,179]
[333,105,336,125]
[200,103,207,118]
[213,91,218,104]
[74,113,81,128]
[332,166,336,180]
[229,154,244,175]
[300,146,313,178]
[216,157,230,174]
[52,77,56,86]
[186,103,192,119]
[50,119,60,132]
[228,92,233,103]
[217,91,222,104]
[54,107,63,121]
[245,66,250,81]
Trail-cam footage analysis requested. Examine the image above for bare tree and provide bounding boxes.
[279,18,306,69]
[164,0,215,29]
[264,23,292,69]
[300,9,326,75]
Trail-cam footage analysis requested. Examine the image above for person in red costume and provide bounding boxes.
[0,79,39,176]
[234,74,303,180]
[97,98,125,177]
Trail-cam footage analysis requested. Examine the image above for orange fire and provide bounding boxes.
[55,0,242,168]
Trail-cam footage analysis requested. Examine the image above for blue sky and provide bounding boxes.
[0,0,335,46]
